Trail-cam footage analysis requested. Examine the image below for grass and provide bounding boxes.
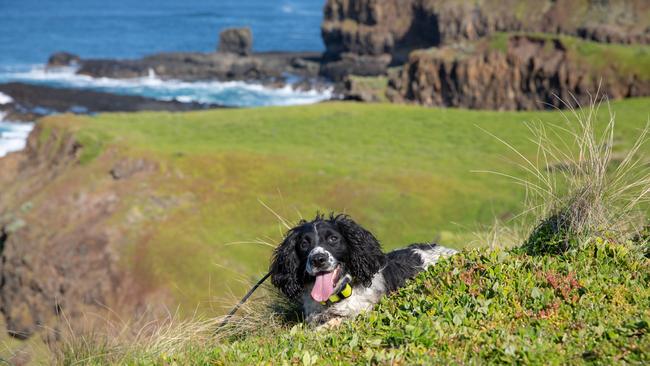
[487,32,650,81]
[58,236,650,365]
[28,98,649,316]
[53,97,650,365]
[196,240,650,365]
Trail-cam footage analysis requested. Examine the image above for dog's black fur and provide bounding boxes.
[270,214,386,300]
[270,214,434,300]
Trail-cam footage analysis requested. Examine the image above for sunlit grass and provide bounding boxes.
[38,98,650,313]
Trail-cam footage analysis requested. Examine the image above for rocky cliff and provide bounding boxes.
[323,0,650,109]
[0,122,166,342]
[386,34,650,110]
[322,0,650,72]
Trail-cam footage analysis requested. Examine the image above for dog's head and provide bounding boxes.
[269,214,386,302]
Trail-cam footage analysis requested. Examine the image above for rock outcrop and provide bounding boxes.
[44,28,324,88]
[0,82,221,122]
[321,0,650,78]
[61,51,325,88]
[387,35,650,110]
[47,52,80,67]
[218,27,253,56]
[0,123,167,342]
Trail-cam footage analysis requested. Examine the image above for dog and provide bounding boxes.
[269,214,457,326]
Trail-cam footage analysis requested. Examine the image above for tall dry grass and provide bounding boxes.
[55,283,302,365]
[477,94,650,253]
[55,206,303,365]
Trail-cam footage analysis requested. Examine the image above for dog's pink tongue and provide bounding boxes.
[311,271,336,302]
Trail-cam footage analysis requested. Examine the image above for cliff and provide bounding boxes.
[386,34,650,110]
[0,121,165,342]
[322,0,650,69]
[322,0,650,106]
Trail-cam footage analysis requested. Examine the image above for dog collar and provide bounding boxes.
[320,276,353,306]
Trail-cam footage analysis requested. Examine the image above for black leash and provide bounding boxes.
[218,271,272,329]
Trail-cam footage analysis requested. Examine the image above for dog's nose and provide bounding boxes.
[311,253,327,267]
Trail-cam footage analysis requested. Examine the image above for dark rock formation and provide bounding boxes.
[0,82,221,121]
[320,53,391,82]
[387,35,650,110]
[321,0,650,78]
[218,27,253,56]
[72,51,324,85]
[44,27,326,89]
[47,52,81,67]
[341,76,388,102]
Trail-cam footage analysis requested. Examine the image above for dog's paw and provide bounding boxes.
[316,317,343,331]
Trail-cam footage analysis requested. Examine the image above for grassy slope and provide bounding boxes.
[162,238,649,365]
[40,99,650,314]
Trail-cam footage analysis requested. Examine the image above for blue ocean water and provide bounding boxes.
[0,0,329,108]
[0,0,324,66]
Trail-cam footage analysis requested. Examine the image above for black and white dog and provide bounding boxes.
[270,214,457,326]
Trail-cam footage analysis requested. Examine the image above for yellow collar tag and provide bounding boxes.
[320,282,353,306]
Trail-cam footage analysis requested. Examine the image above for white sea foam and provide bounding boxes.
[0,115,34,158]
[0,65,333,107]
[0,92,13,105]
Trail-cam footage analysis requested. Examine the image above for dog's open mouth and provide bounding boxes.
[311,266,341,302]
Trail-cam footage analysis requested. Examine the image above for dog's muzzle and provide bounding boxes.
[306,247,337,275]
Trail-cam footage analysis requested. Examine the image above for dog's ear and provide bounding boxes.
[270,229,303,300]
[334,214,385,287]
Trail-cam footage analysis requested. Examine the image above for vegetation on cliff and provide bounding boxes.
[387,33,650,110]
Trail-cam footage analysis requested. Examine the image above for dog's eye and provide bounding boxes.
[299,239,310,251]
[328,235,339,243]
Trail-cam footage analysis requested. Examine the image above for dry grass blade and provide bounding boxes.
[55,203,304,365]
[477,93,649,253]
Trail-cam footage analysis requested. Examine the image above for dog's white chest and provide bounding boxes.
[302,272,387,324]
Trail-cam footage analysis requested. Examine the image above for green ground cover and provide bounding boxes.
[43,98,649,313]
[172,238,649,365]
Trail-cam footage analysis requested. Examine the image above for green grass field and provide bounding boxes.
[37,98,650,315]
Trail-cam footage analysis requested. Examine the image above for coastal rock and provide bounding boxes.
[47,52,81,67]
[320,53,391,82]
[321,0,650,78]
[387,35,650,110]
[218,27,253,56]
[0,82,220,121]
[341,76,387,102]
[321,0,422,66]
[74,51,324,84]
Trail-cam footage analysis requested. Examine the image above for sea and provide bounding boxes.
[0,0,328,156]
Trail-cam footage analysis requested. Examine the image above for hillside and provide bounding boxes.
[95,237,647,365]
[0,99,649,347]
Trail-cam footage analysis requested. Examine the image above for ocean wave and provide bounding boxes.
[280,2,320,16]
[0,65,333,107]
[0,92,13,105]
[0,115,34,158]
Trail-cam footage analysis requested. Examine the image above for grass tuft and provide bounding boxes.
[478,94,650,255]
